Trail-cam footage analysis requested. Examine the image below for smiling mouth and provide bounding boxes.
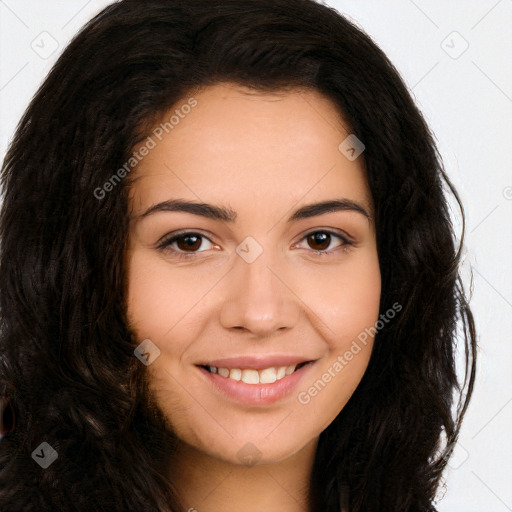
[199,360,313,385]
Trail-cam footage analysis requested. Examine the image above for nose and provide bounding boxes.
[219,247,300,338]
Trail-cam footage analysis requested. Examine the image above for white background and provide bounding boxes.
[1,1,511,510]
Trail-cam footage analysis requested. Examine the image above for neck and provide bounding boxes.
[168,436,319,512]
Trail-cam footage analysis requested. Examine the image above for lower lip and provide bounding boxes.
[197,362,314,406]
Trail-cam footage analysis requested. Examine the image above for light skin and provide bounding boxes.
[125,83,381,512]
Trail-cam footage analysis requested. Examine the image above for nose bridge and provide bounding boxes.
[219,235,298,336]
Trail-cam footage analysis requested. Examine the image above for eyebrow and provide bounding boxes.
[137,198,370,223]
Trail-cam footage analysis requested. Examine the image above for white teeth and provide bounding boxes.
[218,367,230,378]
[259,367,277,384]
[241,369,260,384]
[229,368,241,381]
[206,364,302,384]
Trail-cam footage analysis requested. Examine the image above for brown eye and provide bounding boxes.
[175,234,202,252]
[307,232,331,251]
[295,230,353,256]
[157,232,215,257]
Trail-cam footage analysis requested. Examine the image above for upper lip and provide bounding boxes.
[197,355,315,370]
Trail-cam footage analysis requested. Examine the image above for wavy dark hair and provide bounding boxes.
[0,0,476,510]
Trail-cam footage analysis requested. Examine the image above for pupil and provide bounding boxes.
[178,235,201,251]
[309,232,329,251]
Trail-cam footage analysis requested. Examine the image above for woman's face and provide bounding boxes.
[126,83,381,466]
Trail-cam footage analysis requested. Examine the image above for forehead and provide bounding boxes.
[128,83,372,216]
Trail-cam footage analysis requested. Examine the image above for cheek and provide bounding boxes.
[295,249,381,345]
[291,251,381,423]
[125,248,213,341]
[125,251,208,433]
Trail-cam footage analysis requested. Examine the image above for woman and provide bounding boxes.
[0,0,476,510]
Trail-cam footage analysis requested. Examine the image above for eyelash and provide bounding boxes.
[156,229,354,261]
